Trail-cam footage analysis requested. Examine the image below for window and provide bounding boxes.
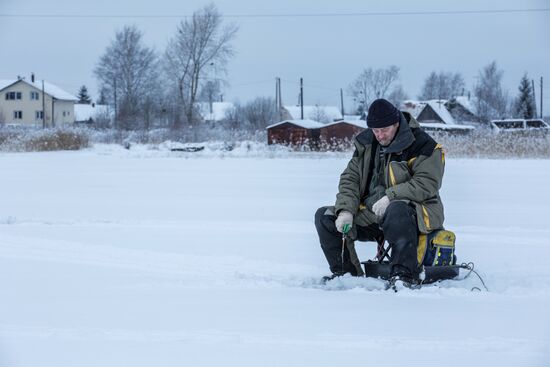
[526,120,547,129]
[30,91,40,100]
[35,111,44,119]
[14,111,22,119]
[63,111,66,117]
[5,91,21,100]
[494,120,524,129]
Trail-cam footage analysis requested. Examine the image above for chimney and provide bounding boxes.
[31,73,35,83]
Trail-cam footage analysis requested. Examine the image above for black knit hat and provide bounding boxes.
[366,99,400,128]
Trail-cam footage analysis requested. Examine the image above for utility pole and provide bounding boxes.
[541,77,544,119]
[340,88,345,118]
[275,77,279,120]
[532,79,537,117]
[51,98,55,127]
[113,78,117,128]
[41,80,45,128]
[300,77,304,120]
[278,77,282,121]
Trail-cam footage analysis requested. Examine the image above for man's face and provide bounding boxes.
[372,122,399,146]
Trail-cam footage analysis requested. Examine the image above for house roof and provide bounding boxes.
[74,103,111,121]
[197,102,234,121]
[450,96,476,115]
[425,100,455,124]
[267,119,324,129]
[0,80,17,91]
[283,105,343,121]
[0,78,78,101]
[323,119,367,129]
[401,99,455,125]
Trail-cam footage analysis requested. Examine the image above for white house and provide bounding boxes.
[197,102,234,122]
[74,103,112,124]
[0,76,78,126]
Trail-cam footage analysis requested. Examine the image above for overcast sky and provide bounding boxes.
[1,0,549,111]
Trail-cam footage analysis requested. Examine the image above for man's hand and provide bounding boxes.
[372,196,390,218]
[335,210,353,233]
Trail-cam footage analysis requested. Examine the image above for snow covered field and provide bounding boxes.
[0,145,548,367]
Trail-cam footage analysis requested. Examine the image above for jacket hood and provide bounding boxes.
[380,111,416,154]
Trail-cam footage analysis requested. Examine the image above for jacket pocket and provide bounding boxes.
[388,161,412,187]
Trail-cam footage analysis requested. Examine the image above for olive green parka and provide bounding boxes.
[335,112,445,235]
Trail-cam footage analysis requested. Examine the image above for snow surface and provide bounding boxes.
[0,145,549,367]
[266,119,324,129]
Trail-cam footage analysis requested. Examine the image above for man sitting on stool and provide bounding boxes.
[314,98,446,284]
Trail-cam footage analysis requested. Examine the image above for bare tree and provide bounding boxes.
[164,4,238,128]
[473,61,509,122]
[242,97,277,130]
[418,71,465,100]
[348,66,400,112]
[223,102,243,130]
[309,105,331,123]
[387,85,409,108]
[94,25,159,129]
[199,79,222,118]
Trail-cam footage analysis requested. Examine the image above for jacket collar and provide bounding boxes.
[380,112,415,154]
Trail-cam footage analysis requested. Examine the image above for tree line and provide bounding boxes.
[348,62,539,122]
[90,3,540,134]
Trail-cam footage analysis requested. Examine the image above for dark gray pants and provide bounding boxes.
[314,201,418,277]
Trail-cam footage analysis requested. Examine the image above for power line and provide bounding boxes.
[0,8,549,19]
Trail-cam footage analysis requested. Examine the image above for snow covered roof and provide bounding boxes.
[0,80,17,91]
[425,100,455,125]
[0,78,78,101]
[323,119,367,129]
[400,100,425,118]
[402,99,456,125]
[451,96,476,115]
[74,103,111,121]
[267,119,324,129]
[197,102,234,121]
[283,105,343,122]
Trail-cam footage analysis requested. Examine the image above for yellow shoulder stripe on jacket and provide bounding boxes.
[389,163,397,186]
[435,143,445,164]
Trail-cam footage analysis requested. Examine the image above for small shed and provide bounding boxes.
[266,119,323,146]
[319,120,366,147]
